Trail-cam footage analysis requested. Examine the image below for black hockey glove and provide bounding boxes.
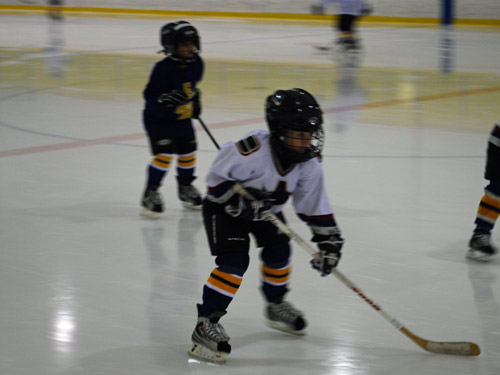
[157,90,188,109]
[310,4,325,15]
[310,233,344,276]
[224,188,274,221]
[361,4,374,16]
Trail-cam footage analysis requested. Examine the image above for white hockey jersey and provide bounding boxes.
[206,129,339,235]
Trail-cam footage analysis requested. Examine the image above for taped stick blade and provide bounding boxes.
[425,341,481,356]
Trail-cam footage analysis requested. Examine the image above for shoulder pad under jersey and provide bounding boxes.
[235,135,261,155]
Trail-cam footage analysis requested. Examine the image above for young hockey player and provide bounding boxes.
[47,0,64,20]
[467,122,500,261]
[188,88,344,363]
[140,20,204,218]
[311,0,372,52]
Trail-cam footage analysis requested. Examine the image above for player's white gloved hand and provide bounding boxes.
[158,90,188,108]
[310,233,344,276]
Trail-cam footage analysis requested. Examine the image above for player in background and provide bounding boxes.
[47,0,64,20]
[467,122,500,261]
[311,0,373,52]
[188,88,345,363]
[141,21,204,218]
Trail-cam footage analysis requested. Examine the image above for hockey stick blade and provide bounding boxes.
[404,327,480,356]
[312,44,333,51]
[335,268,481,356]
[231,184,481,356]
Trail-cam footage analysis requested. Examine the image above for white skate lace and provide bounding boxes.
[204,321,230,342]
[180,185,200,200]
[146,192,162,205]
[472,233,490,248]
[270,301,301,323]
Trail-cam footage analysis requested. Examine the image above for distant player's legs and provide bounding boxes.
[467,134,500,261]
[468,181,500,261]
[336,14,358,50]
[175,135,202,210]
[141,136,175,218]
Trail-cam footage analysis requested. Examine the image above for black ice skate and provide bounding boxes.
[265,297,307,335]
[337,36,359,52]
[189,310,231,363]
[177,177,202,210]
[334,37,361,68]
[141,186,164,219]
[467,232,498,262]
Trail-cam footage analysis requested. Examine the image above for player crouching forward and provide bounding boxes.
[140,20,204,218]
[188,88,345,363]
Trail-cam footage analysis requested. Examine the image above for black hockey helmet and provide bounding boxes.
[266,88,324,163]
[160,20,200,64]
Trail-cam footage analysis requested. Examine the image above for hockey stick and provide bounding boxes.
[201,119,480,356]
[197,117,220,150]
[233,185,481,357]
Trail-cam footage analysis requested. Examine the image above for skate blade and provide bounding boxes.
[188,342,228,363]
[266,319,306,336]
[466,249,496,262]
[181,202,202,210]
[140,208,161,219]
[312,44,333,51]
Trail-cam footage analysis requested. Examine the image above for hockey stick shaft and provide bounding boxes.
[197,117,220,150]
[232,183,480,356]
[202,120,479,356]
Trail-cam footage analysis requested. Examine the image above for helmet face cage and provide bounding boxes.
[160,20,200,63]
[266,88,324,163]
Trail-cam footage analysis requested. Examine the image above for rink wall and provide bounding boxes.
[0,0,499,23]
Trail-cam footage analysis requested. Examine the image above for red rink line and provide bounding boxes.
[0,117,264,158]
[2,83,499,158]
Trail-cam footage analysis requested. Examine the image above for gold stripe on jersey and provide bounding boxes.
[151,153,174,171]
[177,152,196,169]
[477,191,500,224]
[205,268,242,298]
[261,263,291,286]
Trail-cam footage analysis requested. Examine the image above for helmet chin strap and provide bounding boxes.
[169,53,197,65]
[271,135,299,173]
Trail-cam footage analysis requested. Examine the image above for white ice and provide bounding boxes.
[1,13,500,375]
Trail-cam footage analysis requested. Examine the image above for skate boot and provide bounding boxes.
[265,296,307,335]
[467,232,498,262]
[189,309,231,363]
[335,36,361,68]
[177,177,202,210]
[337,36,359,53]
[141,185,163,219]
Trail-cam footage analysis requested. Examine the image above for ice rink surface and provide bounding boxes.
[1,11,500,375]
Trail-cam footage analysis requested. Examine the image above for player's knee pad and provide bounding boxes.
[486,180,500,195]
[215,252,250,277]
[261,243,291,266]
